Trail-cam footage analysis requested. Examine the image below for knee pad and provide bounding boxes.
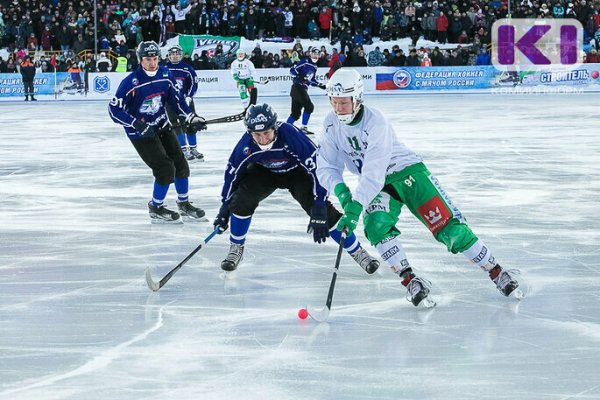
[228,193,258,216]
[154,162,176,186]
[435,219,478,254]
[304,102,314,114]
[363,211,400,246]
[174,154,190,179]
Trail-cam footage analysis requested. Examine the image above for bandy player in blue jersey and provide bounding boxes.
[164,44,204,161]
[286,47,326,134]
[212,103,380,274]
[108,41,207,224]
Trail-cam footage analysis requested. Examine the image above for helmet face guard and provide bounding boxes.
[168,45,183,63]
[309,47,320,62]
[326,69,364,124]
[236,49,246,60]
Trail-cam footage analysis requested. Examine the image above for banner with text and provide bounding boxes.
[0,72,85,98]
[374,65,600,92]
[164,35,241,58]
[4,65,600,101]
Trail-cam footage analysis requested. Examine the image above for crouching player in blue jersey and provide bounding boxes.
[108,41,208,224]
[212,103,380,273]
[286,47,326,134]
[165,44,204,162]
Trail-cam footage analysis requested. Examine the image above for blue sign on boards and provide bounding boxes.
[94,76,110,93]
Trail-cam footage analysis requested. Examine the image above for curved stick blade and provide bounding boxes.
[145,268,160,292]
[307,305,330,322]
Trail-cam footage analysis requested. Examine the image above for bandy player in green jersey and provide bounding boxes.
[316,68,523,307]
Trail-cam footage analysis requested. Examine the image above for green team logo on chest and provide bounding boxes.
[347,136,361,151]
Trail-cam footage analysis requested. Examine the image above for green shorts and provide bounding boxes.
[363,162,477,253]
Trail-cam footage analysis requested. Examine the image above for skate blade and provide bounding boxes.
[509,288,525,300]
[417,297,437,309]
[150,217,184,224]
[181,214,209,222]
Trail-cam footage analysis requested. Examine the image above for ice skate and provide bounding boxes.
[176,200,207,221]
[221,243,244,271]
[148,202,182,224]
[350,247,380,274]
[182,148,195,161]
[489,265,523,299]
[301,126,314,135]
[189,148,204,162]
[402,274,435,308]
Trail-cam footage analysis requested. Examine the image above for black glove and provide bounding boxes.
[186,113,207,132]
[213,203,230,233]
[132,120,157,139]
[307,204,329,244]
[317,83,327,90]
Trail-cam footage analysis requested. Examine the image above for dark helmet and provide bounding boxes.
[136,41,160,62]
[244,103,278,133]
[309,46,321,57]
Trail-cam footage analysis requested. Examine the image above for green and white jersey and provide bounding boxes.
[316,105,423,207]
[230,58,256,80]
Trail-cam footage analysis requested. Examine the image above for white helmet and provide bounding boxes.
[236,48,246,60]
[326,69,364,124]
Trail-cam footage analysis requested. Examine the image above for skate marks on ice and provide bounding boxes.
[1,303,166,397]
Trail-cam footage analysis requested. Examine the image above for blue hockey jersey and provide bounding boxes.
[290,57,319,89]
[164,60,198,98]
[220,122,327,206]
[108,65,192,140]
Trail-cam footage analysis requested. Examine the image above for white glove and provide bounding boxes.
[185,96,192,106]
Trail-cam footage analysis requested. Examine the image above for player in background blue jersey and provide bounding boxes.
[108,41,208,224]
[212,103,380,273]
[165,44,204,162]
[286,47,326,134]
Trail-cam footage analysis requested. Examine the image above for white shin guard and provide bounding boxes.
[375,236,411,275]
[462,239,497,271]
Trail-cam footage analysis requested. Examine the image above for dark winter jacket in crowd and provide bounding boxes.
[405,54,420,66]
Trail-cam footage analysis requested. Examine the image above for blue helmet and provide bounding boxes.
[244,103,278,133]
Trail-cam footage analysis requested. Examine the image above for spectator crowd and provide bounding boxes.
[2,0,600,74]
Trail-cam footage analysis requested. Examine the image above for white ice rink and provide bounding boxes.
[1,93,599,400]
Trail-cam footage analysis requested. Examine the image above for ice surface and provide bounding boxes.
[1,93,599,400]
